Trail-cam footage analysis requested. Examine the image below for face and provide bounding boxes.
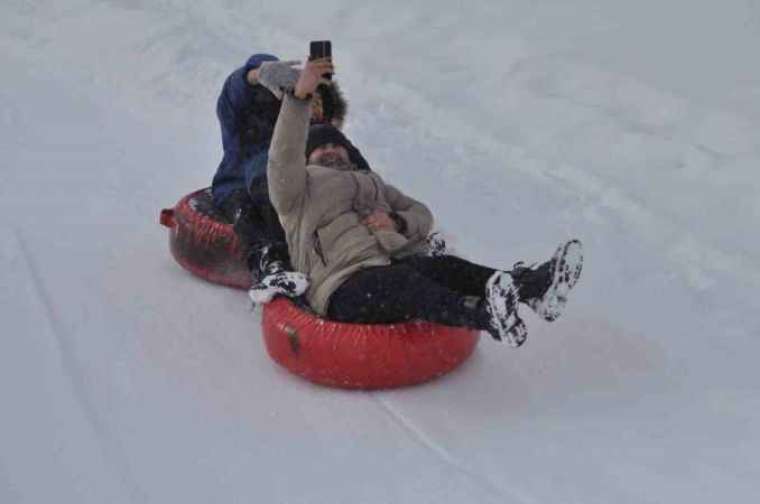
[308,143,350,168]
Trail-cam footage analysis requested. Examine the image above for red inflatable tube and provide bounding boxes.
[161,189,480,389]
[161,188,251,289]
[262,298,480,389]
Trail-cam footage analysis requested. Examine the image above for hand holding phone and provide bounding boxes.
[294,59,334,99]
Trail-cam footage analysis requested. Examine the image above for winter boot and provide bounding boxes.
[248,246,309,305]
[511,239,583,322]
[484,271,528,347]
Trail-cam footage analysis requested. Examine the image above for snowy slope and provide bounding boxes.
[2,0,759,502]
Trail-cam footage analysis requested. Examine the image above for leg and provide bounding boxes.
[244,179,309,303]
[327,264,489,329]
[238,180,290,275]
[329,261,528,346]
[216,189,261,270]
[396,255,496,298]
[216,188,276,274]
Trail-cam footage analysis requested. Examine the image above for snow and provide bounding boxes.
[2,0,759,502]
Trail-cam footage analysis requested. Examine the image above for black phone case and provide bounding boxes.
[309,40,332,60]
[309,41,333,80]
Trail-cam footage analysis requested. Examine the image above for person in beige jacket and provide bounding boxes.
[264,57,584,346]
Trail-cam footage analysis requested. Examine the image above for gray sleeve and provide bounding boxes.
[267,94,311,215]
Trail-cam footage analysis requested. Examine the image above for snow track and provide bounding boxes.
[15,229,147,502]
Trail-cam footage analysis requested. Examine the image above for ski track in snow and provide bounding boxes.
[13,229,149,503]
[371,394,534,504]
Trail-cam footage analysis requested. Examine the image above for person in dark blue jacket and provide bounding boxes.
[212,53,280,208]
[211,52,350,302]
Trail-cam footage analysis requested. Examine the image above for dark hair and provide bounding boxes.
[315,82,348,125]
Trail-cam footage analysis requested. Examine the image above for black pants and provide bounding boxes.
[217,181,289,277]
[327,255,496,330]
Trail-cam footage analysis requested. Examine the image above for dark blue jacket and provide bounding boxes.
[211,53,280,208]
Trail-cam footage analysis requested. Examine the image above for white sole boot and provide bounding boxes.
[525,239,584,322]
[485,271,528,347]
[249,270,310,305]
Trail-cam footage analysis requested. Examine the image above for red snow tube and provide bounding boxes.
[262,298,480,389]
[160,188,251,289]
[161,188,480,389]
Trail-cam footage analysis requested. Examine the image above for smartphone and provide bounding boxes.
[309,40,333,80]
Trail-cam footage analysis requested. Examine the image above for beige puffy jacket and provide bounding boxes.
[267,95,434,315]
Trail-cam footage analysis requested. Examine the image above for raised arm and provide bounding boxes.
[267,58,335,215]
[266,94,311,214]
